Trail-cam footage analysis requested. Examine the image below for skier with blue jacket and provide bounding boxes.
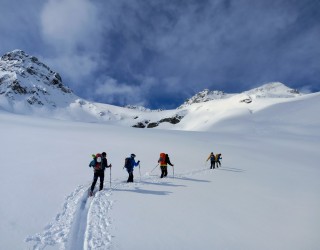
[206,152,216,169]
[124,153,140,182]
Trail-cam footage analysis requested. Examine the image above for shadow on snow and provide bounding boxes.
[113,186,172,196]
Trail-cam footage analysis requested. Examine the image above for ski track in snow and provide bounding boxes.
[26,166,218,250]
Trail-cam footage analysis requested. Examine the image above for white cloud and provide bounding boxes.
[39,0,107,88]
[43,54,102,84]
[40,0,101,51]
[94,77,147,106]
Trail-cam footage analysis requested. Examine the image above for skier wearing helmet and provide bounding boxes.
[124,153,140,182]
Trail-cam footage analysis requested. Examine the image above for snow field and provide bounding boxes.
[1,92,320,249]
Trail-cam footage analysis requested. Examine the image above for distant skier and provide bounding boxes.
[215,153,222,168]
[89,152,112,196]
[124,153,140,182]
[206,152,215,169]
[158,153,174,178]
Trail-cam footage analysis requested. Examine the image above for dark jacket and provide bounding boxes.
[165,154,174,166]
[101,157,111,170]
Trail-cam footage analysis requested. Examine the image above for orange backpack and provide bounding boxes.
[159,153,166,165]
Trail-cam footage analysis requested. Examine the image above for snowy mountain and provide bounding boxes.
[178,82,301,108]
[0,50,75,110]
[0,50,312,131]
[1,51,320,250]
[244,82,301,98]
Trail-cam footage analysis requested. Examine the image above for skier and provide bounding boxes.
[158,153,174,178]
[124,153,140,182]
[89,152,112,196]
[206,152,215,169]
[215,153,222,168]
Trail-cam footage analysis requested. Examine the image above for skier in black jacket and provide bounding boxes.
[89,152,111,196]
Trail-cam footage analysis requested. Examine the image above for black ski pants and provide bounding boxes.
[215,160,221,168]
[91,171,104,192]
[127,171,134,182]
[210,160,215,169]
[160,166,168,178]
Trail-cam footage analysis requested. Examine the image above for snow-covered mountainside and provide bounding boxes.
[245,82,301,98]
[0,50,313,131]
[178,82,301,108]
[0,50,75,110]
[178,89,229,109]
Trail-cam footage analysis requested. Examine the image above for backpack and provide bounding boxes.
[124,157,131,169]
[94,153,102,171]
[159,153,166,165]
[215,153,221,161]
[210,153,215,161]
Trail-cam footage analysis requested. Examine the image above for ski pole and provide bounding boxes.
[173,166,174,179]
[110,165,112,188]
[139,163,141,181]
[150,163,159,173]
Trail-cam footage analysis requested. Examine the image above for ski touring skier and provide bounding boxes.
[158,153,174,178]
[124,153,140,182]
[206,152,215,169]
[89,152,112,196]
[215,153,222,168]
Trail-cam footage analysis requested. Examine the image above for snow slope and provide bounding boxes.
[0,51,307,131]
[0,92,319,250]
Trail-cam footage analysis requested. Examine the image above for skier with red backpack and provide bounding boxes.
[89,152,112,196]
[158,153,174,178]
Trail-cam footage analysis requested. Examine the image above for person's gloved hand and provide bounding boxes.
[137,160,140,164]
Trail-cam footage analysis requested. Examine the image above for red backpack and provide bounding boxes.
[94,153,102,171]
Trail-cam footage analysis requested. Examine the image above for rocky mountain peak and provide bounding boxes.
[178,89,226,109]
[0,50,74,109]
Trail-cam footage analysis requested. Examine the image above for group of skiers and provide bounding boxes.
[88,151,221,196]
[206,152,222,169]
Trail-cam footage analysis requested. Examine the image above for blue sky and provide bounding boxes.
[1,0,319,109]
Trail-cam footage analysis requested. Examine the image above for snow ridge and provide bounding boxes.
[244,82,301,99]
[26,185,87,249]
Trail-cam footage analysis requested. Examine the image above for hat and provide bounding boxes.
[131,153,136,158]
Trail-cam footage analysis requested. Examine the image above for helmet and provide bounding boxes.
[131,153,136,158]
[102,152,106,157]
